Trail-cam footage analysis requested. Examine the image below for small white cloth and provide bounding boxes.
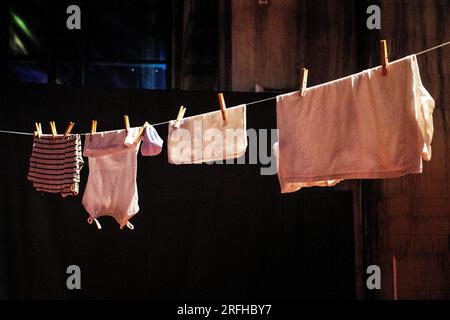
[276,55,435,193]
[140,125,163,156]
[168,104,247,164]
[82,128,141,229]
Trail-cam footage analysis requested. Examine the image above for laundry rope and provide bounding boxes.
[1,41,449,137]
[415,41,450,56]
[0,130,34,136]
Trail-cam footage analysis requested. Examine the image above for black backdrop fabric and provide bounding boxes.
[0,83,355,299]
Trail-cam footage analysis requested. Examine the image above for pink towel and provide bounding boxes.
[276,55,435,193]
[168,105,247,164]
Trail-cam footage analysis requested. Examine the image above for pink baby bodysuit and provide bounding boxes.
[82,128,141,229]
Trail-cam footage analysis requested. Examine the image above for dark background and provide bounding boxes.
[0,83,355,299]
[1,0,358,300]
[4,0,448,301]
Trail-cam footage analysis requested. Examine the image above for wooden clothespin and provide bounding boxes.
[90,120,97,140]
[91,120,97,135]
[124,115,130,132]
[218,93,227,121]
[174,105,186,129]
[380,39,388,76]
[134,121,150,144]
[34,122,42,138]
[300,68,308,96]
[64,122,75,138]
[49,121,57,138]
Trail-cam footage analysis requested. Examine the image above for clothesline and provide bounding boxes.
[415,41,450,56]
[1,41,449,137]
[0,93,289,137]
[144,95,280,130]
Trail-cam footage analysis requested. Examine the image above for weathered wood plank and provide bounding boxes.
[231,0,450,299]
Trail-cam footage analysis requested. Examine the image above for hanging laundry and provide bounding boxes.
[276,55,435,193]
[140,124,163,156]
[27,134,84,197]
[82,128,143,230]
[168,104,247,164]
[273,142,342,190]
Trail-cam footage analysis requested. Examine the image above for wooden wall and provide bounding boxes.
[231,0,450,299]
[368,0,450,300]
[231,0,299,91]
[231,0,367,92]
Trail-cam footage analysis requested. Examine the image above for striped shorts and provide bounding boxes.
[27,134,84,197]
